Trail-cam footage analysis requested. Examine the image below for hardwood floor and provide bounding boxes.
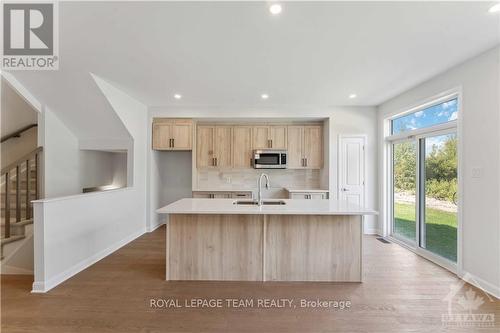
[2,226,499,332]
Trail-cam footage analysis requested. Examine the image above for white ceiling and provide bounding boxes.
[7,1,500,138]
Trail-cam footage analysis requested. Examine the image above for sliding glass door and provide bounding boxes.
[389,96,459,266]
[421,133,458,262]
[392,141,417,244]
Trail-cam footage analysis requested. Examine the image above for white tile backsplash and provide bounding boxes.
[196,168,321,197]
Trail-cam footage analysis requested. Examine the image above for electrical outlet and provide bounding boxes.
[471,167,483,179]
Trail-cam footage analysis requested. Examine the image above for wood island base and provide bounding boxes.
[166,214,362,282]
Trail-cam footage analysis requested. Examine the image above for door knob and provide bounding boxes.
[341,188,349,192]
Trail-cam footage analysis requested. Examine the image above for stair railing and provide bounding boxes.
[1,147,42,238]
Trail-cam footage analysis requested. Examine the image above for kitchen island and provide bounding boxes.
[157,198,377,282]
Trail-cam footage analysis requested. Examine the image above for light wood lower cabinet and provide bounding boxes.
[152,118,192,150]
[192,191,253,199]
[287,125,323,169]
[289,192,328,200]
[166,214,362,282]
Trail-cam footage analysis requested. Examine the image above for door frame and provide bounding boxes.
[383,89,463,275]
[388,128,459,273]
[337,134,367,207]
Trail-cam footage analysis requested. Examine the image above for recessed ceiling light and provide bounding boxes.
[174,94,182,100]
[261,93,269,100]
[269,4,282,15]
[489,3,500,13]
[349,93,357,99]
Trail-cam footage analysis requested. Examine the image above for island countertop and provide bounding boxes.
[156,198,377,216]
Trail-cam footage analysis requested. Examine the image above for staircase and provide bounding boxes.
[1,147,41,260]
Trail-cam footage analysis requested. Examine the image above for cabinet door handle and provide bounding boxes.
[270,139,273,148]
[212,157,215,166]
[172,138,175,148]
[305,158,307,167]
[215,157,218,166]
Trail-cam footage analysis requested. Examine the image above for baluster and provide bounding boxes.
[5,172,11,238]
[26,159,30,220]
[16,165,21,222]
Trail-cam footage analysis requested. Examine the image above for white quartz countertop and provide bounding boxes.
[192,188,253,192]
[157,198,377,216]
[284,188,329,193]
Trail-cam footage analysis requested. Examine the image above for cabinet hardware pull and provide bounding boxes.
[270,139,273,148]
[215,157,218,166]
[305,158,307,167]
[172,138,175,147]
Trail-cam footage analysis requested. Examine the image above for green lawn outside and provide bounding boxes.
[394,202,457,262]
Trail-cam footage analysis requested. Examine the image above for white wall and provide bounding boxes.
[330,108,379,234]
[33,188,145,292]
[32,75,148,292]
[1,78,37,134]
[40,108,80,198]
[148,107,378,232]
[377,46,500,297]
[79,150,127,189]
[1,127,37,169]
[154,151,192,224]
[1,78,39,168]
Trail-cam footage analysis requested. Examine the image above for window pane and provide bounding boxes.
[392,98,458,135]
[422,133,458,262]
[393,141,417,243]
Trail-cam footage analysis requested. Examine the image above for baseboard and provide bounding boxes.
[147,221,165,232]
[458,270,500,300]
[363,228,381,235]
[31,227,146,293]
[1,265,33,275]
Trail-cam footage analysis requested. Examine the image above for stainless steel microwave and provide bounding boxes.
[252,149,287,169]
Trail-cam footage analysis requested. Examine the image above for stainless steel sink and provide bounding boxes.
[233,200,286,206]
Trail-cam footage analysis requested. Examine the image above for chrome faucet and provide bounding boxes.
[257,173,270,206]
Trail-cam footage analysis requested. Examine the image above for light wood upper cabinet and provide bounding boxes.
[252,126,287,149]
[232,126,253,168]
[303,126,323,168]
[152,118,193,150]
[196,126,215,168]
[287,125,323,169]
[252,126,270,149]
[196,122,322,169]
[197,125,232,168]
[214,126,232,168]
[287,126,304,168]
[152,121,172,150]
[269,126,287,149]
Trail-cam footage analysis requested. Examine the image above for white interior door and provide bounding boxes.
[339,136,366,206]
